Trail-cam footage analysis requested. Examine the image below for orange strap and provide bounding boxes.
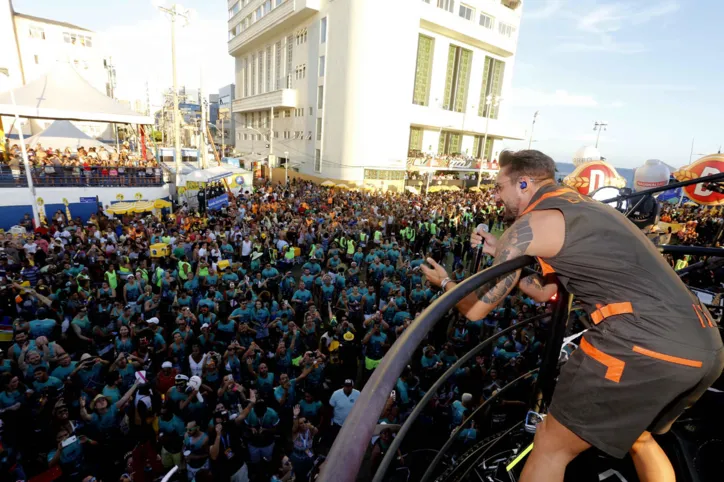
[536,257,555,275]
[580,338,625,383]
[632,346,702,368]
[520,188,574,216]
[590,302,634,325]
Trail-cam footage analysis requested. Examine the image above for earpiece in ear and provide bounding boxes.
[520,181,528,189]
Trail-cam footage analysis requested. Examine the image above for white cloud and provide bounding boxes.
[525,0,565,20]
[610,100,625,108]
[508,87,599,107]
[556,34,647,54]
[98,11,234,108]
[613,84,696,92]
[577,1,680,33]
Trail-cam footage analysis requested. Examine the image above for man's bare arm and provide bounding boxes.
[452,215,534,320]
[519,274,558,303]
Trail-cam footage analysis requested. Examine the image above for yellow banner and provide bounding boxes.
[658,222,685,234]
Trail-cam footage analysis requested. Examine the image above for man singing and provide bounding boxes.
[422,150,723,482]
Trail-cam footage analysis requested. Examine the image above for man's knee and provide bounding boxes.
[533,416,589,463]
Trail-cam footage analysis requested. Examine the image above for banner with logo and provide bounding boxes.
[672,154,724,206]
[563,161,627,195]
[207,194,229,211]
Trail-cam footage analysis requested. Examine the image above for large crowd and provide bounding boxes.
[2,143,161,186]
[0,176,720,482]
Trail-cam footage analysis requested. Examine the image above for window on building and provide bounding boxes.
[230,1,240,18]
[251,54,256,95]
[498,22,516,38]
[307,131,312,140]
[263,0,271,15]
[63,32,71,43]
[255,6,262,21]
[29,26,45,40]
[438,131,461,155]
[316,117,322,141]
[408,127,423,152]
[319,55,325,77]
[257,52,263,93]
[478,56,505,119]
[242,58,248,97]
[443,44,473,112]
[320,17,327,43]
[473,135,494,160]
[276,0,284,6]
[479,12,494,30]
[274,109,280,118]
[266,46,272,92]
[302,65,306,79]
[274,131,279,138]
[459,4,474,20]
[275,41,282,89]
[315,149,321,172]
[283,110,291,118]
[412,34,434,106]
[243,133,248,140]
[34,54,40,65]
[317,86,324,109]
[286,35,294,77]
[309,107,313,115]
[437,0,454,13]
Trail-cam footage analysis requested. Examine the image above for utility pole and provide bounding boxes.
[158,2,190,191]
[285,150,289,185]
[199,72,207,169]
[593,121,608,149]
[528,110,539,149]
[478,95,501,188]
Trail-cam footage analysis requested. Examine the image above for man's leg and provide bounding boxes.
[629,431,675,482]
[519,414,590,482]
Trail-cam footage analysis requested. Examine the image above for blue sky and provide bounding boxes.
[503,0,724,168]
[12,0,723,169]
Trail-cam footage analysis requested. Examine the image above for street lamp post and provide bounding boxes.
[528,110,539,149]
[157,2,190,192]
[593,121,608,148]
[284,150,290,185]
[477,95,501,188]
[0,68,40,227]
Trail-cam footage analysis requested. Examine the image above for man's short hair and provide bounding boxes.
[498,150,555,181]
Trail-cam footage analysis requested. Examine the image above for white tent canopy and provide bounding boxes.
[26,120,116,151]
[181,165,250,184]
[0,63,153,124]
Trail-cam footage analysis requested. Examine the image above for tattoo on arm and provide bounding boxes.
[521,274,544,291]
[475,216,534,305]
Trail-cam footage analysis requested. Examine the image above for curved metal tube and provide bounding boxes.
[455,420,526,482]
[318,256,535,482]
[372,312,549,482]
[420,368,539,482]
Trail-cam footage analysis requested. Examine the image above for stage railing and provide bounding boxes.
[318,256,572,482]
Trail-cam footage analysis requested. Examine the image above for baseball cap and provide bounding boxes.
[462,393,473,403]
[201,323,210,329]
[80,353,93,361]
[343,332,355,342]
[147,317,159,325]
[344,379,354,386]
[161,361,173,369]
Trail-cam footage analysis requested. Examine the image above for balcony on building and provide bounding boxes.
[232,81,298,113]
[228,0,320,56]
[418,0,520,57]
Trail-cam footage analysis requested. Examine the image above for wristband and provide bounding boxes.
[441,277,452,291]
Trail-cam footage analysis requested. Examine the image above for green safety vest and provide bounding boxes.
[138,268,149,284]
[156,267,164,288]
[340,238,348,249]
[309,244,317,257]
[360,232,367,242]
[374,231,382,241]
[285,249,295,260]
[430,223,437,235]
[347,239,355,255]
[105,271,117,290]
[178,261,191,280]
[674,258,688,271]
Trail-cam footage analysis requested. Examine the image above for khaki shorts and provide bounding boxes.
[161,447,182,469]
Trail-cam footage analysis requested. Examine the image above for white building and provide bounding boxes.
[0,0,113,140]
[228,0,525,181]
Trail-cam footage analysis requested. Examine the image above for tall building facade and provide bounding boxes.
[228,0,524,181]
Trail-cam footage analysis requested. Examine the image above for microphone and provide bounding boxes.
[473,223,489,273]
